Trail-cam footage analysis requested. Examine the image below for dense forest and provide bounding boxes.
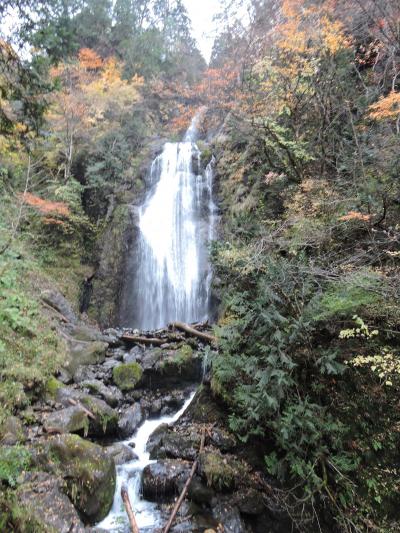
[1,0,400,532]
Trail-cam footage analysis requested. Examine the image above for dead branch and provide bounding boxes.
[169,322,217,345]
[163,428,206,533]
[67,398,96,420]
[121,334,164,346]
[121,484,140,533]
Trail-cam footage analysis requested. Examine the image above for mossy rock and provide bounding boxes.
[33,434,116,524]
[200,452,245,492]
[160,345,194,371]
[113,363,143,392]
[64,341,108,378]
[45,376,63,399]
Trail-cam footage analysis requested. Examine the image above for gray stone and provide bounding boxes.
[105,443,138,465]
[118,403,143,438]
[123,345,144,364]
[41,289,77,324]
[33,434,116,524]
[103,358,121,371]
[212,502,246,533]
[63,341,109,378]
[0,416,27,445]
[142,459,191,502]
[17,472,85,532]
[43,405,89,435]
[52,388,118,437]
[82,380,123,407]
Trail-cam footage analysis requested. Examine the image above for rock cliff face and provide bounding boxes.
[89,138,166,328]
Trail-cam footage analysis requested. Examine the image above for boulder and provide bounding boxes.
[118,403,143,438]
[43,405,90,435]
[50,387,118,437]
[0,416,27,445]
[17,472,85,532]
[199,452,249,493]
[41,289,77,324]
[112,362,143,392]
[142,459,191,502]
[188,476,215,505]
[212,502,246,533]
[123,345,144,364]
[33,434,116,524]
[67,323,114,344]
[64,341,108,378]
[141,345,203,389]
[105,443,138,465]
[149,427,200,461]
[233,488,265,516]
[82,379,123,407]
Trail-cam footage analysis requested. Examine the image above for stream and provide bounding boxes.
[97,392,196,532]
[97,115,215,531]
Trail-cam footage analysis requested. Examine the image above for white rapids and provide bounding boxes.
[96,392,196,532]
[120,114,216,330]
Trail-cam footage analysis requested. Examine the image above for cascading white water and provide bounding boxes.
[97,393,196,532]
[121,115,215,330]
[97,117,216,532]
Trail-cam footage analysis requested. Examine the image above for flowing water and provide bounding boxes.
[97,393,196,532]
[98,118,215,531]
[120,115,216,330]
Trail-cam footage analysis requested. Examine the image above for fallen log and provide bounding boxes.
[121,334,164,346]
[163,428,206,533]
[169,321,217,345]
[121,484,140,533]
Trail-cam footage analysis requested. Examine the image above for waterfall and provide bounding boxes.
[120,115,215,330]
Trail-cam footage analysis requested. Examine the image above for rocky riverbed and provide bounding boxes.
[0,289,291,533]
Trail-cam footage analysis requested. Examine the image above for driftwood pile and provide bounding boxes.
[120,321,217,347]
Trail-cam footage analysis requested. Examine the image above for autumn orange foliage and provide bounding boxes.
[368,91,400,121]
[22,192,70,217]
[78,48,103,70]
[339,211,372,222]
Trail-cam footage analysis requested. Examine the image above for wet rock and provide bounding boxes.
[113,362,143,392]
[17,472,85,532]
[188,476,215,505]
[33,434,116,524]
[0,416,27,445]
[208,427,236,452]
[41,289,77,324]
[233,488,265,515]
[82,379,123,407]
[105,443,138,465]
[91,203,136,328]
[118,403,143,438]
[212,501,246,533]
[142,459,191,502]
[149,426,200,461]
